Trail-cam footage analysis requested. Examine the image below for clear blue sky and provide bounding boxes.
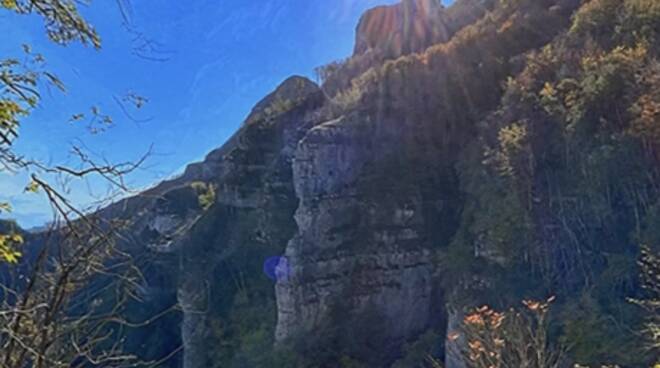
[0,0,452,227]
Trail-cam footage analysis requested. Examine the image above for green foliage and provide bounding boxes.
[270,302,397,367]
[0,2,160,366]
[0,202,11,212]
[622,0,660,44]
[628,60,660,145]
[0,0,102,265]
[628,247,660,355]
[454,139,533,266]
[186,199,298,367]
[0,48,55,149]
[265,98,295,117]
[569,0,621,40]
[191,181,216,210]
[0,231,22,263]
[314,59,346,85]
[559,293,647,366]
[448,0,660,366]
[0,2,98,151]
[391,331,442,368]
[3,0,100,48]
[570,0,660,48]
[580,44,647,113]
[639,203,660,249]
[487,121,532,179]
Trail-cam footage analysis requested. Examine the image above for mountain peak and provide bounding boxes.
[246,75,320,125]
[354,0,449,56]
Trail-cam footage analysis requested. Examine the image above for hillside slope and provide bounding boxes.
[20,0,660,367]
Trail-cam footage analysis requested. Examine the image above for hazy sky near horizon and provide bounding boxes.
[0,0,452,227]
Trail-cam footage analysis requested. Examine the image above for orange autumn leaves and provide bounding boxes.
[448,296,558,368]
[463,306,506,330]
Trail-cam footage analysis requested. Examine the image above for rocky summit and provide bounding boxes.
[353,0,449,56]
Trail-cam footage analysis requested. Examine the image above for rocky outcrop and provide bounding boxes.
[172,75,325,368]
[85,75,326,367]
[352,0,498,58]
[274,112,451,357]
[444,309,466,368]
[273,0,585,365]
[354,0,450,56]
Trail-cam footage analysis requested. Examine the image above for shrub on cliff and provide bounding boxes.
[444,298,563,368]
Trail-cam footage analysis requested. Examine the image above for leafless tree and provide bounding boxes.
[0,1,181,367]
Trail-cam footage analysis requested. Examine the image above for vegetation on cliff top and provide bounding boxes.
[299,0,660,366]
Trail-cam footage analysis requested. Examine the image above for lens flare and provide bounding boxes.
[263,256,291,282]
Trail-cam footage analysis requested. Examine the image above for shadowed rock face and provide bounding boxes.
[274,111,455,365]
[354,0,449,57]
[173,76,326,368]
[87,75,327,367]
[274,0,581,364]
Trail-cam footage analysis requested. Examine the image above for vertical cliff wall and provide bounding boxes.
[274,0,580,365]
[275,113,453,363]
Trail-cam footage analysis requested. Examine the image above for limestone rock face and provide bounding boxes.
[354,0,449,56]
[272,0,581,364]
[274,111,457,364]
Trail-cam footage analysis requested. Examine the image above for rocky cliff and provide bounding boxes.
[94,75,327,367]
[273,1,582,365]
[354,0,450,56]
[26,0,659,366]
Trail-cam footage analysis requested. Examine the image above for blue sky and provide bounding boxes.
[0,0,451,227]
